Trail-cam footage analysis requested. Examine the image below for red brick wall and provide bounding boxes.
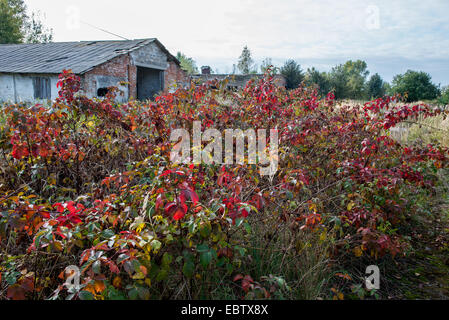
[164,61,189,91]
[128,62,137,99]
[82,55,136,99]
[81,54,188,99]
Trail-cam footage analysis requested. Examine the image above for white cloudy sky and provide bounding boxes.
[25,0,449,85]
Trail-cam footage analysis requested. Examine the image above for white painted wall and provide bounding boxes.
[0,73,59,103]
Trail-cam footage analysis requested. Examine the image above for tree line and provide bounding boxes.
[178,46,446,104]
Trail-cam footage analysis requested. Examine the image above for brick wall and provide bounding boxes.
[82,55,133,101]
[164,60,189,92]
[81,47,188,100]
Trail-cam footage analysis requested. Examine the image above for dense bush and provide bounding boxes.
[0,70,448,300]
[390,70,441,102]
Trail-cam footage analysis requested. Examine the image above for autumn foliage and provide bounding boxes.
[0,69,448,300]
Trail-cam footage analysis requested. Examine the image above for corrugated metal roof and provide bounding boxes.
[0,38,161,74]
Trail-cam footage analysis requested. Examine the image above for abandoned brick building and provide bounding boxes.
[191,65,287,89]
[0,38,188,103]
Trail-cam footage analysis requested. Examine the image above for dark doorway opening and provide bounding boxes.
[137,67,164,101]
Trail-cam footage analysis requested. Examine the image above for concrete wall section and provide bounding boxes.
[0,74,15,102]
[130,42,169,70]
[0,73,59,103]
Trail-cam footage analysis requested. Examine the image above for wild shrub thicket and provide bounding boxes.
[0,70,448,300]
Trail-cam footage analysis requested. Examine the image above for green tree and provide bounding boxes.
[390,70,440,102]
[327,64,349,99]
[237,46,255,75]
[343,60,369,99]
[383,82,392,96]
[0,0,26,43]
[438,86,449,105]
[305,67,331,96]
[24,11,53,44]
[260,58,278,74]
[0,0,52,44]
[176,52,199,75]
[327,60,370,100]
[280,60,304,90]
[365,73,385,99]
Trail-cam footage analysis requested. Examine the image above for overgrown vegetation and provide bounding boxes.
[0,70,448,300]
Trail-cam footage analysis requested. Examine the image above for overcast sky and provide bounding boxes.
[25,0,449,86]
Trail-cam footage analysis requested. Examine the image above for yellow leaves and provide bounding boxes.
[331,288,344,300]
[132,266,147,280]
[113,276,122,288]
[47,175,57,186]
[52,241,64,252]
[347,201,355,211]
[94,280,106,293]
[435,161,443,169]
[319,231,327,242]
[130,216,146,233]
[353,246,363,258]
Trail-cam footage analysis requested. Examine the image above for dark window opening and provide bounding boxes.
[33,77,51,100]
[97,87,109,97]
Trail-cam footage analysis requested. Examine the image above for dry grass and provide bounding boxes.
[335,100,449,147]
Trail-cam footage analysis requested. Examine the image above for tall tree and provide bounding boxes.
[0,0,26,43]
[305,67,330,96]
[280,60,304,90]
[24,11,53,43]
[365,73,385,99]
[0,0,52,44]
[391,70,440,102]
[176,52,199,75]
[343,60,369,99]
[327,64,349,99]
[327,60,369,100]
[237,46,255,75]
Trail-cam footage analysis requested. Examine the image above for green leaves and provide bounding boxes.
[79,291,95,300]
[200,251,213,268]
[196,244,217,269]
[92,260,101,274]
[128,286,150,300]
[182,250,195,278]
[183,261,195,278]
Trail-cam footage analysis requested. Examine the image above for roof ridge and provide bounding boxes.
[0,38,157,46]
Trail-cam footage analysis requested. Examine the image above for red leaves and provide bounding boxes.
[156,174,199,221]
[180,182,199,207]
[53,201,85,228]
[160,169,186,178]
[173,205,188,221]
[165,202,188,221]
[7,276,35,300]
[57,69,81,103]
[233,274,254,293]
[11,144,29,160]
[251,193,265,211]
